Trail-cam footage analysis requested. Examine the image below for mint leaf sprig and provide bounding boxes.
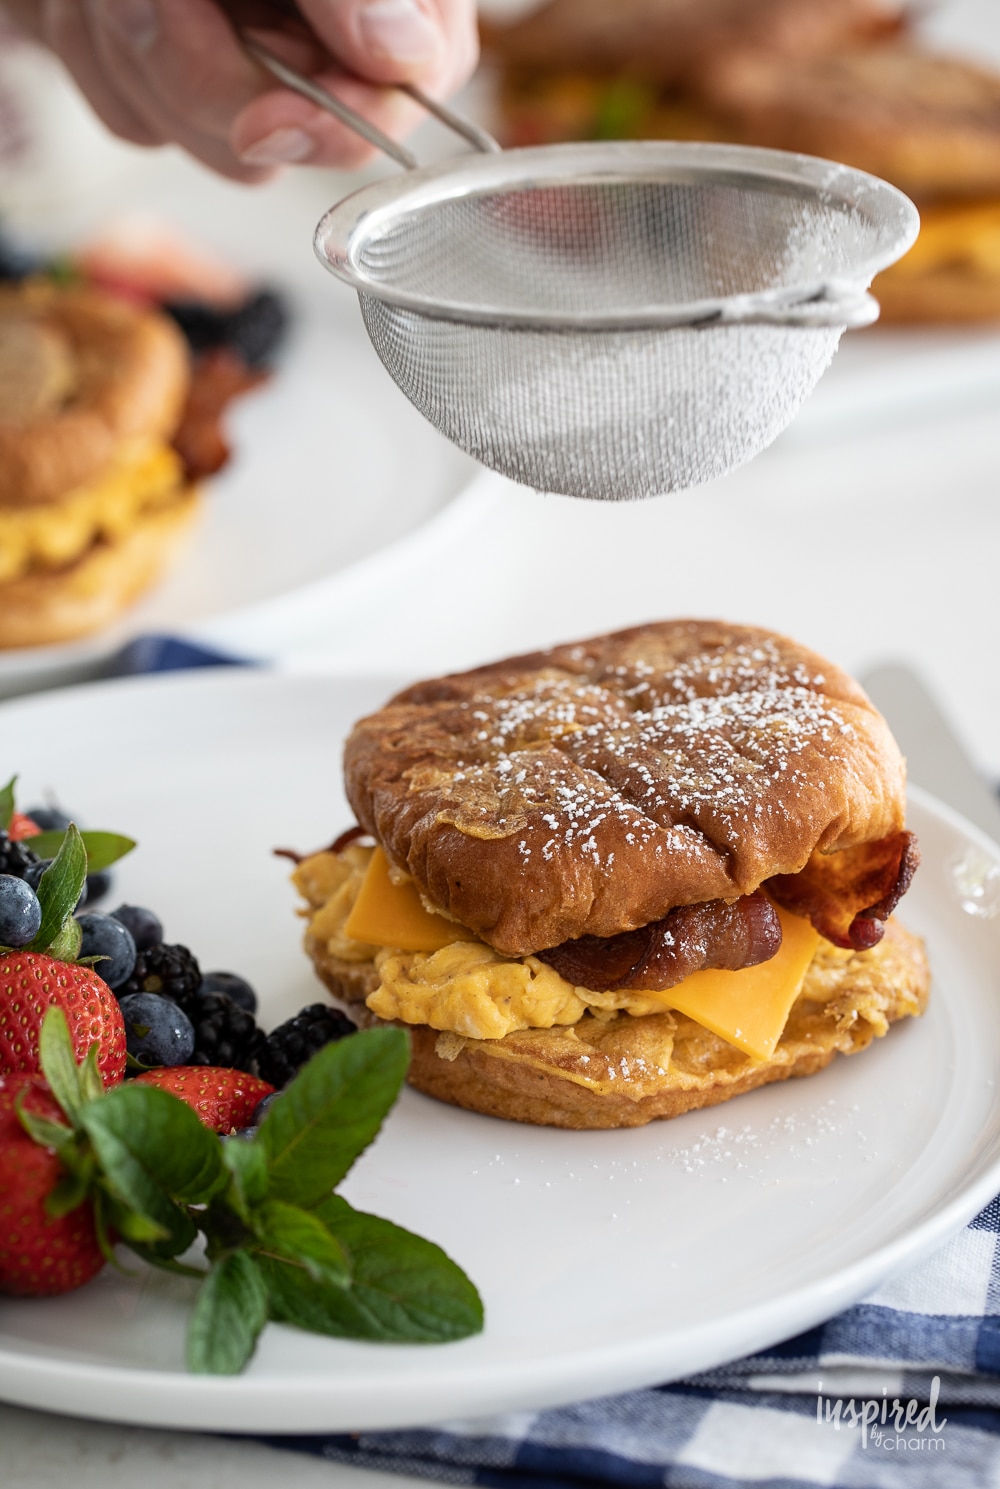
[25,1008,484,1373]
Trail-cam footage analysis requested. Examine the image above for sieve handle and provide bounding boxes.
[716,283,881,330]
[238,6,500,170]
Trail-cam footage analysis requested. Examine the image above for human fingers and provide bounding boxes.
[296,0,479,94]
[83,0,276,179]
[28,0,162,146]
[233,0,479,167]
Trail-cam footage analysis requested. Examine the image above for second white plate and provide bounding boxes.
[0,669,998,1434]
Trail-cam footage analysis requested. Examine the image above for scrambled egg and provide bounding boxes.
[0,442,185,582]
[297,845,711,1041]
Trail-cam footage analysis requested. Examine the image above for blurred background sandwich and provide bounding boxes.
[481,0,1000,324]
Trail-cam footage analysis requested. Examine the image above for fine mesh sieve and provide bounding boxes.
[244,38,918,502]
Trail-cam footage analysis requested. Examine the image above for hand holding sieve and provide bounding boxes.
[243,20,920,501]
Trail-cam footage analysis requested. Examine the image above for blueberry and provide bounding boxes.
[251,1093,278,1126]
[0,874,41,947]
[84,868,113,906]
[198,970,257,1014]
[23,860,49,892]
[118,992,195,1068]
[77,911,137,989]
[23,805,72,832]
[110,903,163,953]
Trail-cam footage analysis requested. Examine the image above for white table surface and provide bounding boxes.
[3,1,1000,1480]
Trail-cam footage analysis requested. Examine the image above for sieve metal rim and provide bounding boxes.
[313,140,919,333]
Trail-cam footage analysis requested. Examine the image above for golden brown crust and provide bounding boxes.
[0,485,200,649]
[480,0,899,84]
[309,918,929,1129]
[873,259,1000,325]
[697,45,1000,202]
[0,282,190,509]
[345,621,907,957]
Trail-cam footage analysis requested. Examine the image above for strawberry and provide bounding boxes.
[0,951,126,1087]
[0,1072,105,1297]
[133,1066,275,1133]
[7,813,40,841]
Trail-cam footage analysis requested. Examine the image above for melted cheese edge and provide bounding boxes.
[304,846,822,1060]
[0,442,185,583]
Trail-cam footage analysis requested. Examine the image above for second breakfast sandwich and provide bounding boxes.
[294,621,929,1128]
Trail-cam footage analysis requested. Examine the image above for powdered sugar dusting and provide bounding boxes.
[443,635,856,867]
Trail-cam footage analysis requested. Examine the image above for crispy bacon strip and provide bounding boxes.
[172,348,268,479]
[536,890,782,993]
[767,830,920,951]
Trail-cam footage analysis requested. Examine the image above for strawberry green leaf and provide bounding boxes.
[28,824,87,953]
[222,1138,269,1216]
[16,1102,73,1154]
[22,829,136,874]
[251,1199,350,1288]
[37,1006,84,1124]
[187,1250,268,1375]
[78,1044,105,1105]
[0,776,15,833]
[257,1028,410,1209]
[48,917,83,963]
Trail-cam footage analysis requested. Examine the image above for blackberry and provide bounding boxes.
[119,941,201,1008]
[0,833,38,880]
[199,970,257,1014]
[188,991,266,1074]
[225,289,288,368]
[165,288,288,369]
[255,1003,356,1089]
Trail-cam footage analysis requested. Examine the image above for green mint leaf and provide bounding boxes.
[84,1084,226,1206]
[319,1195,483,1342]
[260,1195,483,1344]
[0,776,15,833]
[81,1085,223,1256]
[106,1204,171,1246]
[222,1138,269,1216]
[257,1028,409,1208]
[37,1006,84,1123]
[24,829,136,874]
[28,824,87,953]
[251,1199,349,1287]
[45,1159,96,1218]
[187,1250,268,1375]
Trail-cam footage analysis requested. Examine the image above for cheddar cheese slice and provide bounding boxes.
[344,845,821,1058]
[662,905,820,1061]
[344,845,463,952]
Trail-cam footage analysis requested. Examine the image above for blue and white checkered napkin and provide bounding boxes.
[119,637,1000,1486]
[259,1198,1000,1488]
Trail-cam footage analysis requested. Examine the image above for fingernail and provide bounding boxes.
[101,0,158,52]
[239,126,316,165]
[359,0,441,62]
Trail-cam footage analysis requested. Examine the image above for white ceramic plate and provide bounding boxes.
[1,669,1000,1435]
[0,158,474,699]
